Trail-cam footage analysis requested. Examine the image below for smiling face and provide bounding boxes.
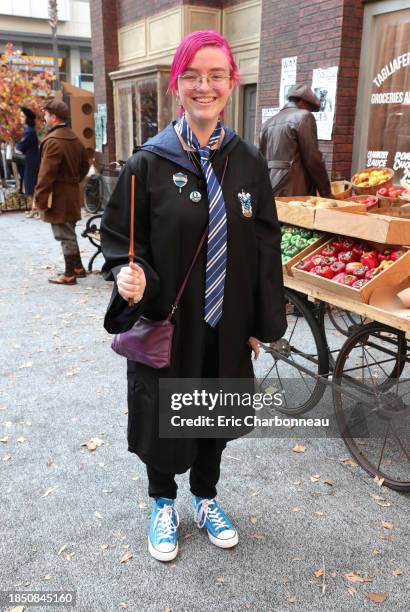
[177,46,234,133]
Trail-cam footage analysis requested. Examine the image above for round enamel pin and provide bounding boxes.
[190,191,202,203]
[173,172,188,193]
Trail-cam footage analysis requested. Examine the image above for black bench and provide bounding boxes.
[81,213,103,272]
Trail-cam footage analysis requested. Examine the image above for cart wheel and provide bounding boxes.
[317,304,366,369]
[332,323,410,492]
[254,289,329,415]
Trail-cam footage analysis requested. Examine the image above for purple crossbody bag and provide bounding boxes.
[111,157,228,368]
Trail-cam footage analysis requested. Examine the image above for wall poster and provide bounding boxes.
[279,56,297,108]
[311,66,338,141]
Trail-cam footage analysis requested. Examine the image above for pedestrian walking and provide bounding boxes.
[101,30,287,562]
[259,84,332,197]
[15,106,40,218]
[34,99,89,285]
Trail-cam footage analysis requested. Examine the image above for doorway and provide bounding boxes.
[243,84,257,146]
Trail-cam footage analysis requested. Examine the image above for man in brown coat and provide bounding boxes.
[35,99,90,285]
[259,84,331,197]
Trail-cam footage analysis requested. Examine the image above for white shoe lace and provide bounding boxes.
[154,505,179,541]
[194,498,229,531]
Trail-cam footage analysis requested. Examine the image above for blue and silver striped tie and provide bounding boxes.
[176,116,227,327]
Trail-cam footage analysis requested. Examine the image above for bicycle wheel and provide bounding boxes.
[254,289,329,415]
[317,304,366,369]
[84,175,106,214]
[332,323,410,492]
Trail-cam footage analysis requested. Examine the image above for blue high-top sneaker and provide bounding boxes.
[193,496,238,548]
[148,497,179,561]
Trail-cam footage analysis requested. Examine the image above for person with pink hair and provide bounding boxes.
[101,30,286,562]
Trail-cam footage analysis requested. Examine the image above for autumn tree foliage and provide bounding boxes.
[0,43,53,142]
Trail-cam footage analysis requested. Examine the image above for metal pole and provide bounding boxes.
[48,0,59,92]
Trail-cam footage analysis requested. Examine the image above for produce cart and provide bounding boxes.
[256,195,410,492]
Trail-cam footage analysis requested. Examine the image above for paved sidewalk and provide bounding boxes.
[0,211,408,612]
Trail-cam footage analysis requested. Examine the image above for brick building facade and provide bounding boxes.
[90,0,410,183]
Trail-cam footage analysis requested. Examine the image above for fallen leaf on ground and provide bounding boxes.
[100,544,109,551]
[292,445,306,453]
[2,454,11,461]
[330,571,337,578]
[250,516,258,525]
[46,457,54,467]
[120,551,133,563]
[366,592,388,603]
[58,544,68,555]
[43,574,52,580]
[314,567,324,578]
[347,587,357,596]
[373,549,381,556]
[42,487,55,497]
[343,572,365,584]
[310,475,320,482]
[16,436,27,443]
[81,437,105,451]
[287,597,296,603]
[382,521,394,530]
[119,604,128,609]
[292,507,300,512]
[374,476,385,487]
[392,568,402,577]
[340,457,358,468]
[9,607,25,612]
[94,512,103,520]
[323,479,333,486]
[0,436,9,443]
[19,362,33,368]
[138,501,147,509]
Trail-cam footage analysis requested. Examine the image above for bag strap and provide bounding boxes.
[167,155,229,320]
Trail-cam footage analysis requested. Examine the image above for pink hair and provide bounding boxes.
[169,30,240,114]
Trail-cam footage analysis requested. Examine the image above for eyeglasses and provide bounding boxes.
[178,72,231,89]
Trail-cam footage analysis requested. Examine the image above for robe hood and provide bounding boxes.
[139,121,239,176]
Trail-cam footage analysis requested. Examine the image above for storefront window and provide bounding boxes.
[358,7,410,182]
[117,80,135,159]
[115,70,172,160]
[138,80,158,143]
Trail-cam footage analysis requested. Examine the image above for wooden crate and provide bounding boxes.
[276,197,316,228]
[314,207,410,244]
[282,235,328,277]
[291,238,410,303]
[276,197,366,229]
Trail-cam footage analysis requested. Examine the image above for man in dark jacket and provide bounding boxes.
[35,99,89,285]
[259,84,332,197]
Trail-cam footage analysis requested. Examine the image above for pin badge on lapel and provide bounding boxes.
[190,191,202,203]
[238,190,252,217]
[173,172,188,193]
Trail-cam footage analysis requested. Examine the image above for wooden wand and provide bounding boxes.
[128,174,135,307]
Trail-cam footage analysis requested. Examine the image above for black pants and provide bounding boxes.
[147,323,226,500]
